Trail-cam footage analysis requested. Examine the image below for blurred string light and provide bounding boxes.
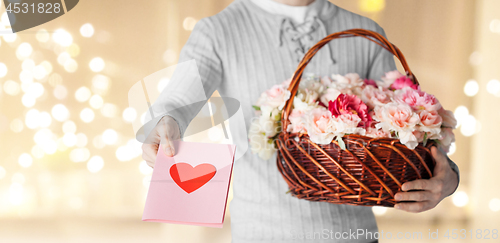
[489,198,500,212]
[53,85,68,100]
[52,104,69,122]
[372,206,387,216]
[63,133,77,147]
[0,62,7,78]
[486,79,500,97]
[139,161,153,175]
[447,142,456,156]
[454,106,469,127]
[460,114,480,137]
[10,118,24,133]
[62,120,77,134]
[67,43,80,57]
[63,58,78,73]
[22,59,35,71]
[89,57,105,72]
[87,156,104,173]
[89,94,104,109]
[38,112,52,128]
[31,145,45,159]
[16,43,33,60]
[80,23,94,38]
[2,32,17,43]
[18,153,33,168]
[490,19,500,34]
[75,87,91,102]
[3,80,20,95]
[69,148,90,163]
[80,108,95,123]
[122,107,137,123]
[452,191,469,207]
[358,0,385,13]
[102,129,118,145]
[91,74,110,94]
[25,109,40,129]
[36,29,50,43]
[453,106,480,136]
[93,135,105,149]
[75,133,88,147]
[116,139,142,162]
[183,17,198,31]
[21,94,36,107]
[101,103,118,117]
[464,79,479,97]
[52,29,73,47]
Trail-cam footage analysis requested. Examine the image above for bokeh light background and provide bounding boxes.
[0,0,499,242]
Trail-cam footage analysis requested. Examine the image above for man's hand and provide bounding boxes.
[394,146,459,213]
[141,116,181,168]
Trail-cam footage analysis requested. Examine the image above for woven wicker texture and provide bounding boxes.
[277,29,436,207]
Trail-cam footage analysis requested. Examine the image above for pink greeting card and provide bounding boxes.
[142,141,236,228]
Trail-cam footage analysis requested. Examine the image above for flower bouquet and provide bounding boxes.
[249,71,456,160]
[248,29,457,207]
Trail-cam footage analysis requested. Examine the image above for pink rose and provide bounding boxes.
[303,108,336,144]
[365,127,391,138]
[287,109,306,133]
[328,94,372,128]
[344,73,364,87]
[391,76,420,90]
[438,108,457,128]
[374,102,420,132]
[360,85,391,109]
[380,70,405,88]
[419,110,442,128]
[320,88,341,106]
[394,87,442,112]
[256,84,291,109]
[332,113,364,135]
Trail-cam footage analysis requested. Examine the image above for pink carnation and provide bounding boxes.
[363,79,378,87]
[328,94,372,128]
[287,109,306,133]
[380,70,405,88]
[394,87,442,112]
[391,76,420,90]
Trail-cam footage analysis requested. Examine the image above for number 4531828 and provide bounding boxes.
[6,2,62,14]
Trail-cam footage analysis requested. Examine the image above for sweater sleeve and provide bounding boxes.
[151,18,223,139]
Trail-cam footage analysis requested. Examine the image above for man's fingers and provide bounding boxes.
[394,201,432,213]
[401,179,432,191]
[394,191,434,202]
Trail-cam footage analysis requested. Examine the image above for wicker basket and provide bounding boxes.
[277,29,436,207]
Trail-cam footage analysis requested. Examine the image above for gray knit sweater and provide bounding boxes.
[158,0,398,242]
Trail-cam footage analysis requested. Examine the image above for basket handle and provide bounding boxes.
[281,28,418,134]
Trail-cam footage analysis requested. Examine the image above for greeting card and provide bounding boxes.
[142,141,236,228]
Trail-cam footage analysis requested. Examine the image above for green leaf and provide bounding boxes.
[336,136,346,150]
[285,189,291,194]
[423,132,428,146]
[252,105,260,111]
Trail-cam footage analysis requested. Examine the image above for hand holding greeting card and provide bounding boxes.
[142,141,236,228]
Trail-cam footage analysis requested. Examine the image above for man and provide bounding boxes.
[142,0,459,242]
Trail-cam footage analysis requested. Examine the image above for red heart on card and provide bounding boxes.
[169,163,217,194]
